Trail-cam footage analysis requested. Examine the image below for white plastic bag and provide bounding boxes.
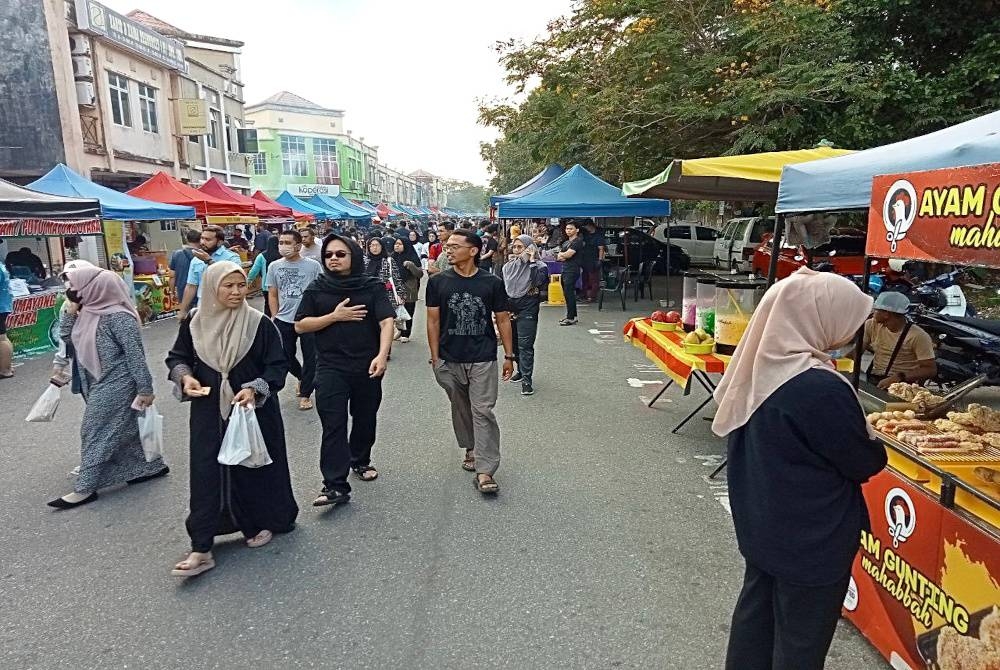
[395,304,411,322]
[137,404,164,462]
[218,405,272,469]
[25,384,62,422]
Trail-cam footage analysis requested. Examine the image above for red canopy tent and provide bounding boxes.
[376,202,401,219]
[128,172,255,218]
[251,191,314,222]
[198,177,292,217]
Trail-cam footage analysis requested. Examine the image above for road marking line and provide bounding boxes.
[627,378,663,388]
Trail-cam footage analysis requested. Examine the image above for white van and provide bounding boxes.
[650,222,719,265]
[713,216,774,271]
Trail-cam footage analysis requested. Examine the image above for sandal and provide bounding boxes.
[312,489,350,507]
[351,465,379,481]
[461,451,476,472]
[171,554,215,577]
[246,530,272,548]
[474,474,500,495]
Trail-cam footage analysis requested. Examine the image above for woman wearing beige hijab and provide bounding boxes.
[166,261,297,577]
[712,268,886,670]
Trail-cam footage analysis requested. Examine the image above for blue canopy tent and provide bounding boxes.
[310,194,369,219]
[393,203,421,217]
[275,191,331,221]
[497,165,671,218]
[490,164,565,206]
[327,194,374,218]
[27,163,196,220]
[350,200,377,214]
[765,110,1000,286]
[777,111,1000,214]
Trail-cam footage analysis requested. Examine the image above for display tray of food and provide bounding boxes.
[867,405,1000,464]
[916,605,1000,670]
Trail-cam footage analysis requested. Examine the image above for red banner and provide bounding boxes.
[0,218,102,237]
[845,469,1000,669]
[867,163,1000,267]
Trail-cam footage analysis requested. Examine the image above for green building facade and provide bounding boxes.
[249,131,367,199]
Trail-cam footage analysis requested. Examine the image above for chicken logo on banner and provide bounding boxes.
[882,179,918,253]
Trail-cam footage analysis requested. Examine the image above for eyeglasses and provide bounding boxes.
[324,250,351,259]
[443,243,473,251]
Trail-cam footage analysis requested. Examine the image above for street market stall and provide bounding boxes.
[275,191,332,223]
[310,194,371,220]
[0,177,101,356]
[251,191,313,225]
[840,161,1000,670]
[490,164,566,207]
[28,164,198,323]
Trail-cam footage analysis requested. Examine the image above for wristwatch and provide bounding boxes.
[504,354,516,361]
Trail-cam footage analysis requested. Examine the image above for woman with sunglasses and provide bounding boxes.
[295,234,396,507]
[48,266,167,509]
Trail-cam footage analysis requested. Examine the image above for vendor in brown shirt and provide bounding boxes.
[863,291,937,389]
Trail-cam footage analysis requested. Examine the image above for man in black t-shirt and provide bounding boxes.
[427,229,514,495]
[555,221,585,325]
[479,228,498,274]
[295,234,396,507]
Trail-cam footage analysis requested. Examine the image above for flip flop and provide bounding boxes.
[171,556,215,577]
[246,530,272,548]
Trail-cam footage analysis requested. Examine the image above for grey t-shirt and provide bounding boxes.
[266,257,322,323]
[300,243,322,263]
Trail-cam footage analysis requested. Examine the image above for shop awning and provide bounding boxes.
[776,111,1000,213]
[0,176,101,219]
[274,191,331,221]
[199,177,288,217]
[490,164,566,205]
[251,191,312,221]
[128,172,256,217]
[27,164,195,220]
[497,164,670,218]
[622,148,853,202]
[310,195,371,219]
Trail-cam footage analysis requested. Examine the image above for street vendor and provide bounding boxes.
[863,291,937,389]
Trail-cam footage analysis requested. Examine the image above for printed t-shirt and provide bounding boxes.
[426,268,509,363]
[266,257,323,323]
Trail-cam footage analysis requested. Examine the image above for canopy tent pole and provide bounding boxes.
[765,213,785,286]
[663,218,671,305]
[850,255,874,389]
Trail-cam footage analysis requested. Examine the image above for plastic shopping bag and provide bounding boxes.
[218,405,272,469]
[137,404,164,462]
[395,304,412,322]
[25,384,62,423]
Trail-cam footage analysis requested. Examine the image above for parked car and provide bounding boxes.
[713,216,774,271]
[615,228,691,275]
[649,222,719,265]
[751,233,889,279]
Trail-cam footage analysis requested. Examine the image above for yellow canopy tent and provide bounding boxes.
[621,147,854,201]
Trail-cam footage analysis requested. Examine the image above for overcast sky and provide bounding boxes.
[99,0,574,185]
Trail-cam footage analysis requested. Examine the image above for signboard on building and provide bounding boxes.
[176,99,209,135]
[74,0,186,71]
[287,183,340,197]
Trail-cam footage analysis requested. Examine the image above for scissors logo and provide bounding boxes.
[882,179,918,254]
[884,487,917,548]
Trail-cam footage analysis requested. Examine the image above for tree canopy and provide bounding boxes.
[479,0,1000,193]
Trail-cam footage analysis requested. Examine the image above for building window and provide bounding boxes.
[313,138,339,185]
[107,72,131,127]
[207,110,221,149]
[224,114,233,152]
[137,83,158,133]
[159,221,177,232]
[251,152,267,175]
[281,135,307,176]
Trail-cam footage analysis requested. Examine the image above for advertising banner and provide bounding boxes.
[8,292,64,357]
[74,0,186,71]
[102,219,134,291]
[287,183,340,198]
[867,163,1000,267]
[176,99,208,135]
[845,469,1000,670]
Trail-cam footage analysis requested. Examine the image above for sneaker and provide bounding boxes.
[521,383,534,396]
[509,371,523,383]
[400,336,410,343]
[559,318,578,326]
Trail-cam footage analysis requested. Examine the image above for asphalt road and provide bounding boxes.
[0,285,887,669]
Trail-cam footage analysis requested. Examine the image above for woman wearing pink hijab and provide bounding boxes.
[48,267,167,509]
[712,268,886,670]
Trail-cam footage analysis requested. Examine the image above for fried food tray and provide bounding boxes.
[917,606,994,670]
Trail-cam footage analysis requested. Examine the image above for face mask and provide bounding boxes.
[66,288,82,304]
[278,246,296,258]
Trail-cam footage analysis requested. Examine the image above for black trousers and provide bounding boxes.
[273,318,315,397]
[315,368,382,494]
[561,269,579,320]
[400,301,417,338]
[510,298,540,386]
[725,562,850,670]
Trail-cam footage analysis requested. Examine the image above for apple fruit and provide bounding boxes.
[664,311,681,323]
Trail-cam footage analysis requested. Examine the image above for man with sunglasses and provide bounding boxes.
[427,229,514,495]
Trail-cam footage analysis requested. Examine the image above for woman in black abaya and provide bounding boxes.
[166,260,298,577]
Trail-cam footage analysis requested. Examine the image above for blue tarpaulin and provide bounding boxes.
[275,191,331,221]
[497,165,670,219]
[490,164,565,206]
[310,195,370,219]
[776,111,1000,213]
[28,163,195,220]
[327,195,374,218]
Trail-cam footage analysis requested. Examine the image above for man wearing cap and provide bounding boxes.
[863,291,937,389]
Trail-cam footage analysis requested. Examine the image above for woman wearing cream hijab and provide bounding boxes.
[712,268,887,670]
[166,261,298,577]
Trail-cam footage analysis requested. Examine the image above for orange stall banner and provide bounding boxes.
[845,469,1000,669]
[867,162,1000,267]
